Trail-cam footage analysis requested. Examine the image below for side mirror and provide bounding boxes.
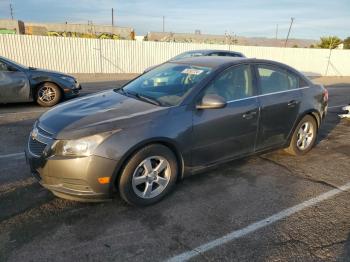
[196,94,227,109]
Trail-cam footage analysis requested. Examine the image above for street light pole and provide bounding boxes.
[112,8,114,27]
[162,16,165,32]
[10,3,14,20]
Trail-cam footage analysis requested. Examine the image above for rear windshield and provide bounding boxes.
[171,51,206,61]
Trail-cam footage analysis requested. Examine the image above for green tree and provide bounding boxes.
[318,36,342,49]
[343,37,350,49]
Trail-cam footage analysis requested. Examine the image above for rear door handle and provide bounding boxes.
[243,110,257,119]
[287,100,299,107]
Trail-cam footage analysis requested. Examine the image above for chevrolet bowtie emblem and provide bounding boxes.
[31,128,38,140]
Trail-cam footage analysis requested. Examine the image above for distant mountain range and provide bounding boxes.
[146,32,318,48]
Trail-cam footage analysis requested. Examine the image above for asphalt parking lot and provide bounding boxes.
[0,76,349,262]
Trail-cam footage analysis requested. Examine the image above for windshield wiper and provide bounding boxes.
[134,93,162,106]
[116,87,126,94]
[116,88,161,106]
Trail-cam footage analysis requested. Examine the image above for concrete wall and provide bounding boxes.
[0,34,349,76]
[0,19,25,34]
[147,32,317,47]
[25,22,134,39]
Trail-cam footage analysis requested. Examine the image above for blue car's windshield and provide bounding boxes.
[119,63,212,106]
[1,56,28,70]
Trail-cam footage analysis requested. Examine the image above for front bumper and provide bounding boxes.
[26,146,118,202]
[64,83,82,98]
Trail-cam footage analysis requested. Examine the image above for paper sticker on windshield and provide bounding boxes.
[181,68,204,75]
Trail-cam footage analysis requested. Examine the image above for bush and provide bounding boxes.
[318,36,342,49]
[343,37,350,49]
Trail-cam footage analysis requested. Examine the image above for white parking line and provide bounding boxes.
[328,104,348,109]
[167,182,350,262]
[0,152,25,159]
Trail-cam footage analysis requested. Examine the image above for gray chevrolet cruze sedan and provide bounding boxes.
[26,57,328,206]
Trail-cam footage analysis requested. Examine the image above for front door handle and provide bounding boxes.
[243,110,257,119]
[287,100,299,107]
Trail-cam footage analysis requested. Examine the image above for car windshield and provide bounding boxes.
[171,51,206,61]
[1,57,28,69]
[118,63,212,106]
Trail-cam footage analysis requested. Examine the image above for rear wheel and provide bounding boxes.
[36,82,62,107]
[285,115,317,156]
[118,144,178,206]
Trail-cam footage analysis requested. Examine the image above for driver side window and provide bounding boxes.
[204,65,254,101]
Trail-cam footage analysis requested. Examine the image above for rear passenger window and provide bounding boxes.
[257,65,299,94]
[299,77,309,87]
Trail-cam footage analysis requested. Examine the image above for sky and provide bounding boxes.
[0,0,349,40]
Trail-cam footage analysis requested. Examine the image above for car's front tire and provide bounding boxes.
[36,82,62,107]
[118,144,178,206]
[285,115,318,156]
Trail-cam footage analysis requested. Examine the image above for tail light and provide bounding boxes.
[323,87,329,102]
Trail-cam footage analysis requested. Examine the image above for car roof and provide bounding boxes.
[169,56,301,74]
[169,56,250,68]
[186,49,242,54]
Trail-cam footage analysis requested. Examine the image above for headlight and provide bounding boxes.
[59,76,76,83]
[53,134,105,157]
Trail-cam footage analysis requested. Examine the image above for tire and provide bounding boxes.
[36,82,62,107]
[285,115,318,156]
[118,144,178,206]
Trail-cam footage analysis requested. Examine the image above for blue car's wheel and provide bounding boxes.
[36,82,61,107]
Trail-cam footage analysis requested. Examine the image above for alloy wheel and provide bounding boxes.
[296,121,314,150]
[132,156,171,199]
[38,86,56,103]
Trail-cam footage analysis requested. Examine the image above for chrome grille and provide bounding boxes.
[29,138,47,157]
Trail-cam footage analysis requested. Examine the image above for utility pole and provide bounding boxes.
[162,16,165,32]
[111,8,114,27]
[284,17,295,47]
[275,24,278,40]
[9,3,14,20]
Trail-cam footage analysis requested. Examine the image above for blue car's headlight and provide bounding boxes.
[59,76,76,83]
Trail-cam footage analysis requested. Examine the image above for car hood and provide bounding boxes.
[29,68,74,78]
[38,90,168,139]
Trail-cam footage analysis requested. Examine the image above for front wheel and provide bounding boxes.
[36,82,62,107]
[285,115,317,156]
[118,144,178,206]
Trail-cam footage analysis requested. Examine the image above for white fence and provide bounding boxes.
[0,34,349,76]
